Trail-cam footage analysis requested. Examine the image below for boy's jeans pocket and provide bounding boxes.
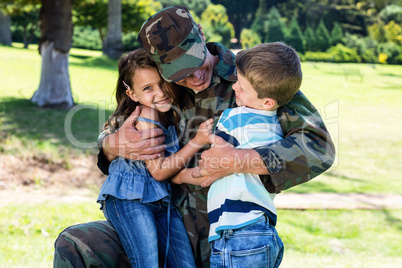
[210,216,284,268]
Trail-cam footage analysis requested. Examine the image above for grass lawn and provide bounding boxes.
[0,202,400,267]
[277,209,402,267]
[0,201,104,268]
[293,62,402,195]
[1,43,401,267]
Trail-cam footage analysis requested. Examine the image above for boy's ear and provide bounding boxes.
[263,98,276,110]
[126,89,139,102]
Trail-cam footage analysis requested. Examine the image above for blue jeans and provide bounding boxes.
[209,216,284,268]
[104,196,196,268]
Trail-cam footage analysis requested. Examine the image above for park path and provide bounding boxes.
[274,193,402,210]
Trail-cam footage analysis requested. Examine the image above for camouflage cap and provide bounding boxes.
[138,6,207,83]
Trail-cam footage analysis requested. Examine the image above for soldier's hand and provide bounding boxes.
[103,107,166,161]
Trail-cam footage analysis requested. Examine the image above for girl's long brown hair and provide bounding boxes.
[104,48,182,133]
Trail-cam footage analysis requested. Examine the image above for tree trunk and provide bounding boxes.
[102,0,123,59]
[31,41,74,109]
[0,11,12,46]
[31,0,74,109]
[23,27,28,48]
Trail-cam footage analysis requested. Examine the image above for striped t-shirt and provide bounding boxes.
[208,106,283,242]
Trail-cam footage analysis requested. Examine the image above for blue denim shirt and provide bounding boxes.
[97,117,180,207]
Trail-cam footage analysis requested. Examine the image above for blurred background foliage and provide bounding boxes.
[0,0,401,63]
[0,0,402,64]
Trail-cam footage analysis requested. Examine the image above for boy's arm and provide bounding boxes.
[199,91,335,193]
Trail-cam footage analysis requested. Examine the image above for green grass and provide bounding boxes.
[0,202,104,268]
[1,44,402,267]
[277,209,402,267]
[0,44,116,161]
[292,62,402,195]
[0,203,400,267]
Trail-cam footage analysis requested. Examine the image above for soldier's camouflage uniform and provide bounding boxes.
[54,42,335,267]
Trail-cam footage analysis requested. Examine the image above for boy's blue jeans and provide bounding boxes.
[209,216,284,268]
[103,196,196,268]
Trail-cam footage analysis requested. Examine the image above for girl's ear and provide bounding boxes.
[262,98,277,110]
[126,89,139,102]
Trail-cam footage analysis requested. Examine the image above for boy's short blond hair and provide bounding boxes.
[235,42,302,106]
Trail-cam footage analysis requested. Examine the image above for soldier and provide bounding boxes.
[54,6,335,267]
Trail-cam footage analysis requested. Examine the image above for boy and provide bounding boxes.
[205,42,301,267]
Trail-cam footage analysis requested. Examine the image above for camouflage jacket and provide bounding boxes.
[96,42,335,267]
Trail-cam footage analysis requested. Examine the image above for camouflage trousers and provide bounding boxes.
[53,221,131,268]
[54,186,211,267]
[53,217,210,267]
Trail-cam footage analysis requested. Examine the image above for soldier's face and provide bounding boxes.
[174,52,217,92]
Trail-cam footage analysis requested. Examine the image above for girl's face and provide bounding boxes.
[126,68,173,113]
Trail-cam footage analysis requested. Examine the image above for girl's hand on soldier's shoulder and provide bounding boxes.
[191,118,214,147]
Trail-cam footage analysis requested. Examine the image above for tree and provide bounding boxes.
[212,0,259,43]
[377,21,388,43]
[9,5,40,48]
[102,0,123,59]
[251,0,269,43]
[331,22,344,46]
[0,10,11,45]
[277,0,370,36]
[286,16,305,54]
[73,0,161,52]
[385,20,402,45]
[304,25,317,52]
[0,0,41,47]
[31,0,74,109]
[122,0,161,32]
[73,0,107,43]
[315,19,331,52]
[379,4,402,23]
[240,28,261,49]
[368,20,388,43]
[377,41,402,64]
[250,16,265,45]
[343,32,377,63]
[200,4,234,47]
[266,6,286,43]
[158,0,211,17]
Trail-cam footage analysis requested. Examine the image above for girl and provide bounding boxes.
[97,48,212,268]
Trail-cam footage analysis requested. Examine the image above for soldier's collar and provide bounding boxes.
[206,42,237,83]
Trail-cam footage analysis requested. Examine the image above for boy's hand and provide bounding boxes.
[193,134,270,187]
[191,118,214,147]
